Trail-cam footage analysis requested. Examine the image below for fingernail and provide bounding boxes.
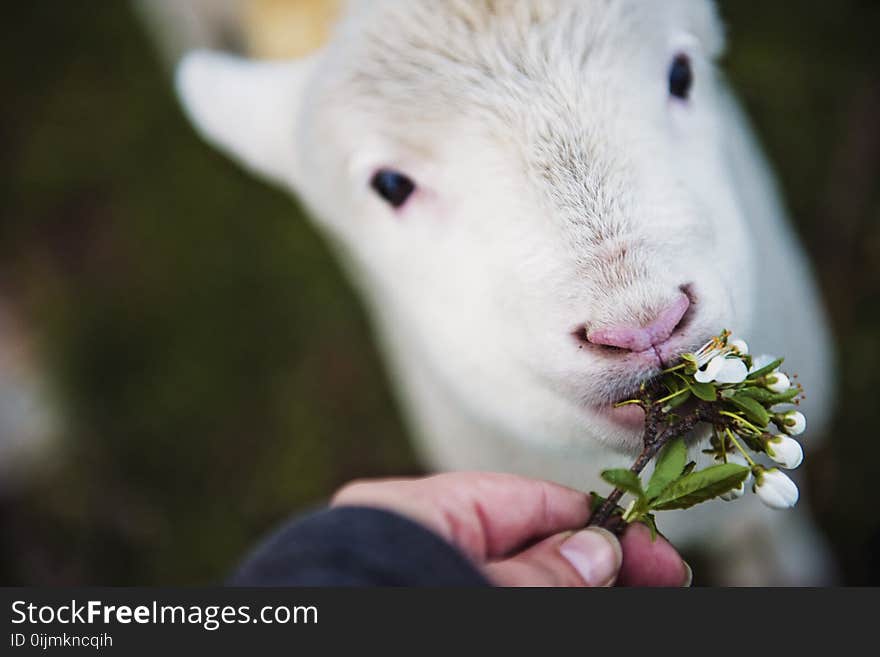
[559,527,623,587]
[681,561,693,587]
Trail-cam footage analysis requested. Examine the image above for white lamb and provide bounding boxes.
[174,0,836,584]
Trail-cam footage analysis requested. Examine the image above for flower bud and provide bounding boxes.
[720,452,752,501]
[754,468,799,509]
[764,372,790,394]
[776,410,806,436]
[765,435,803,469]
[720,480,746,501]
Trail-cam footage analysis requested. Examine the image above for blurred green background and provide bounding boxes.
[1,1,878,585]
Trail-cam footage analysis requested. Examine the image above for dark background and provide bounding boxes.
[1,2,878,585]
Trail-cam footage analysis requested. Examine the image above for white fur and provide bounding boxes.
[175,0,836,583]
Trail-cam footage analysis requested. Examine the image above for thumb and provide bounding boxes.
[484,527,622,587]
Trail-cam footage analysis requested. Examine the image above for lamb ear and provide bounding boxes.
[175,50,320,188]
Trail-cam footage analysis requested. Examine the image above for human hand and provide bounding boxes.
[332,472,691,587]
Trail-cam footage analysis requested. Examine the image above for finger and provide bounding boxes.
[616,522,692,587]
[331,472,592,561]
[485,528,622,587]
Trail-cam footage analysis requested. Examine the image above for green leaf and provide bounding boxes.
[645,438,687,500]
[768,388,800,404]
[749,358,784,380]
[641,513,660,541]
[650,463,750,511]
[738,386,798,405]
[737,387,776,403]
[600,469,645,500]
[727,395,770,427]
[662,376,683,394]
[681,353,699,375]
[663,389,692,411]
[688,381,717,402]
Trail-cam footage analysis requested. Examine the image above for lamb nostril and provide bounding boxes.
[586,293,691,353]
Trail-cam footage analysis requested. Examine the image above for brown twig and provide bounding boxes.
[588,397,715,533]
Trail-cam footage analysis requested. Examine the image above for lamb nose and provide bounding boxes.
[586,293,690,353]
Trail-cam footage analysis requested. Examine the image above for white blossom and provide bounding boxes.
[692,334,730,368]
[690,334,749,384]
[766,435,804,469]
[754,468,799,509]
[694,355,723,382]
[694,355,748,384]
[714,358,748,384]
[728,338,749,355]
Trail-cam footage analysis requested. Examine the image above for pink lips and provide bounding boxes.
[586,293,691,354]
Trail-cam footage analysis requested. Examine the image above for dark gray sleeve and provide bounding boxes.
[228,506,491,587]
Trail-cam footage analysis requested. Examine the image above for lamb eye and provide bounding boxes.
[370,169,416,208]
[668,54,693,100]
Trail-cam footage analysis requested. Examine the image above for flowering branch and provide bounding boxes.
[588,331,807,538]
